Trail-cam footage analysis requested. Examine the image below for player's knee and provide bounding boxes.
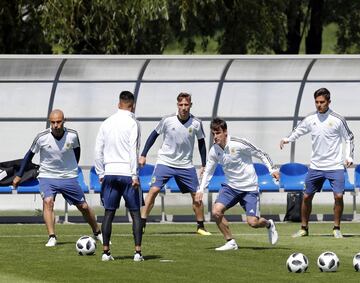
[148,187,160,199]
[334,194,343,203]
[212,209,223,219]
[247,218,259,228]
[43,198,54,209]
[76,202,89,212]
[303,194,313,203]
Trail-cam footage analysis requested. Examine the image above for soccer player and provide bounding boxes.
[196,118,279,250]
[94,91,143,262]
[139,92,211,235]
[280,88,354,238]
[12,109,102,247]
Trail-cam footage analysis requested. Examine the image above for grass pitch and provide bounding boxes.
[1,222,360,282]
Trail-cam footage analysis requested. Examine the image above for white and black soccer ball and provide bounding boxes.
[317,251,339,272]
[76,236,96,256]
[286,253,309,273]
[353,252,360,271]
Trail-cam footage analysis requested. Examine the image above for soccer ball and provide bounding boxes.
[317,251,339,272]
[76,236,96,256]
[286,253,309,273]
[353,253,360,271]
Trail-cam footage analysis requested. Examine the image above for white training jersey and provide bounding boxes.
[199,135,276,192]
[94,109,141,179]
[283,109,354,170]
[155,113,205,168]
[30,128,79,179]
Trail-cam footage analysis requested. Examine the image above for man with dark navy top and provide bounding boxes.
[139,92,211,235]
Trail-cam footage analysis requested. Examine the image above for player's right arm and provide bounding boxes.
[195,146,218,203]
[13,150,35,188]
[280,118,311,149]
[13,133,41,188]
[139,130,159,167]
[94,125,105,181]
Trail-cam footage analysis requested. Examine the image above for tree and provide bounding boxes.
[41,0,170,54]
[326,0,360,53]
[305,0,324,54]
[169,0,289,54]
[0,0,51,53]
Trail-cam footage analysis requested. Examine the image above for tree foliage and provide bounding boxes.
[0,0,50,53]
[326,0,360,53]
[41,0,170,54]
[1,0,360,54]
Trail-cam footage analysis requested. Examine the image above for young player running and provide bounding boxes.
[196,118,279,250]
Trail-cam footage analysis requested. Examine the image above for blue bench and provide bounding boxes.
[254,163,280,192]
[89,166,101,193]
[16,167,89,194]
[279,162,308,192]
[139,164,155,193]
[0,186,13,193]
[207,165,226,193]
[90,164,158,193]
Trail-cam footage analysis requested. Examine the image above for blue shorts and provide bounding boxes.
[38,177,85,205]
[215,184,260,217]
[305,169,345,195]
[151,164,199,194]
[101,175,143,211]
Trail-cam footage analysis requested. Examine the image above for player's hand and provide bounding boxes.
[195,191,203,204]
[345,159,353,168]
[12,176,22,188]
[280,139,288,150]
[271,171,280,182]
[138,156,146,167]
[199,166,205,178]
[132,178,140,189]
[99,177,104,183]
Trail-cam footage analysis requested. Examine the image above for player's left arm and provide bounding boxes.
[341,120,355,167]
[196,120,207,176]
[130,121,141,189]
[72,131,81,164]
[197,138,206,176]
[246,140,279,181]
[73,147,80,164]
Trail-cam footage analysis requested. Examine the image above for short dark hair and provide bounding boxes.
[177,92,192,102]
[119,91,135,103]
[210,117,227,131]
[314,88,330,100]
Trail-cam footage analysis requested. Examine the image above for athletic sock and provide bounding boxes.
[135,250,142,255]
[226,239,233,242]
[301,226,308,231]
[197,221,205,230]
[49,234,56,239]
[93,230,101,236]
[103,250,111,255]
[333,226,340,230]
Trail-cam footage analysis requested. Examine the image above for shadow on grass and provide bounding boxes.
[55,241,74,246]
[114,255,162,261]
[311,234,360,238]
[205,246,291,251]
[148,231,197,235]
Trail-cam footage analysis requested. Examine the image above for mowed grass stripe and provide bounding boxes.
[1,223,360,282]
